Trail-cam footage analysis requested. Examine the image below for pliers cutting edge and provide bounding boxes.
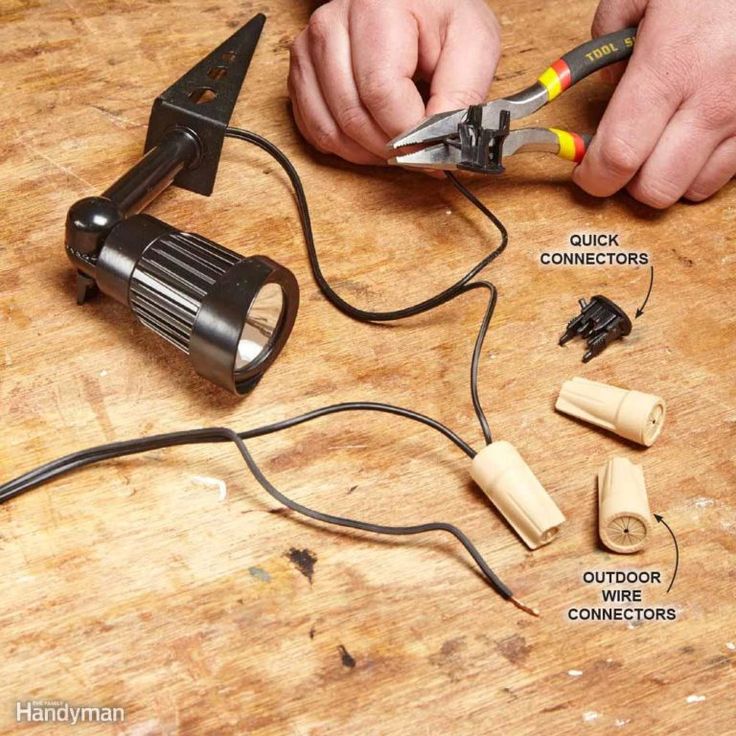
[388,28,637,174]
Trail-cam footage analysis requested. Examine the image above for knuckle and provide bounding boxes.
[311,124,338,153]
[336,104,370,136]
[696,92,736,132]
[358,67,391,109]
[307,9,332,49]
[597,134,642,179]
[630,177,680,209]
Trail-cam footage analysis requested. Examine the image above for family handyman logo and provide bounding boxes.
[16,700,125,725]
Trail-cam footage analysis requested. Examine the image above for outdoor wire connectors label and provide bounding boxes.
[540,232,650,266]
[566,570,679,623]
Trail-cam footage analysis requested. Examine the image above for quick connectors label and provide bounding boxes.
[566,570,679,623]
[540,232,650,266]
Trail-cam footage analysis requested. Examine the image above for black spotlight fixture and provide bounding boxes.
[64,14,299,394]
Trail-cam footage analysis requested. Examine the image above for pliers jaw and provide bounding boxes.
[387,108,468,151]
[388,101,513,174]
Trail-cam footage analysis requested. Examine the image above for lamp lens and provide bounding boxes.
[234,283,285,373]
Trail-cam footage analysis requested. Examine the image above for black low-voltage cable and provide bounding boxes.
[225,127,508,445]
[0,131,538,615]
[0,424,512,599]
[0,402,475,501]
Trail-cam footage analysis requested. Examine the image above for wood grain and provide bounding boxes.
[1,1,734,734]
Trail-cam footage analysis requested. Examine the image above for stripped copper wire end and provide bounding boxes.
[510,596,540,617]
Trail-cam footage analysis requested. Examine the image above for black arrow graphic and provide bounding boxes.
[636,266,654,318]
[654,514,679,593]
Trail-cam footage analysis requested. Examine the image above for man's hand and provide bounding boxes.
[574,0,736,207]
[288,0,500,164]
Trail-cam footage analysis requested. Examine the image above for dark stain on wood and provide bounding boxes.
[439,638,465,658]
[429,637,466,667]
[495,634,530,665]
[671,247,695,267]
[337,644,356,669]
[286,547,317,583]
[541,703,569,714]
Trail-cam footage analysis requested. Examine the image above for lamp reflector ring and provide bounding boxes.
[235,282,285,372]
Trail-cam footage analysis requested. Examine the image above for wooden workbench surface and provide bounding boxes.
[1,1,734,734]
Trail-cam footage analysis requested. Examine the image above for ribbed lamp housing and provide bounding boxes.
[129,230,240,352]
[92,212,299,394]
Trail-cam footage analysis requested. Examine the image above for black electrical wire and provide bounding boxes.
[0,424,514,598]
[0,409,517,602]
[0,402,475,502]
[224,127,508,445]
[0,130,539,615]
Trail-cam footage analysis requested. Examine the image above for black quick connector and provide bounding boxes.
[559,295,632,362]
[457,106,510,174]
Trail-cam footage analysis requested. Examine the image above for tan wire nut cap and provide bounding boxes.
[556,377,666,447]
[470,441,566,550]
[598,457,652,554]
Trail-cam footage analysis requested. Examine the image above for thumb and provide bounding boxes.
[592,0,649,83]
[425,8,500,116]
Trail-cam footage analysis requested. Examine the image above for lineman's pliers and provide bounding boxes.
[388,28,636,173]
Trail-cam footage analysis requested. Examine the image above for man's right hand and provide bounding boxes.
[575,0,736,207]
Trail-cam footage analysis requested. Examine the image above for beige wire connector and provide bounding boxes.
[470,441,566,549]
[556,377,666,447]
[598,457,652,553]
